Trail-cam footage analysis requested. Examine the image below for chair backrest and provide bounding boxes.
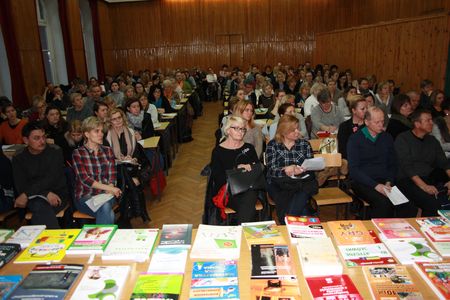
[314,153,342,168]
[309,139,321,152]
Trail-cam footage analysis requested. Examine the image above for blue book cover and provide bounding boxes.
[9,264,83,300]
[190,261,239,300]
[0,275,22,300]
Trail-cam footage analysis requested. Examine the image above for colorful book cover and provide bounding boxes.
[241,220,285,249]
[384,239,442,265]
[66,224,117,254]
[7,225,46,248]
[190,261,239,300]
[130,274,183,300]
[250,278,301,300]
[147,246,189,274]
[363,265,424,300]
[328,220,374,245]
[251,244,296,278]
[14,229,80,264]
[284,215,327,243]
[102,228,159,261]
[159,224,193,247]
[338,243,396,267]
[9,264,83,300]
[190,225,241,260]
[413,262,450,300]
[438,210,450,222]
[0,275,22,300]
[0,230,13,243]
[372,218,423,240]
[417,217,450,242]
[70,265,130,300]
[0,243,21,269]
[296,237,342,277]
[306,274,362,300]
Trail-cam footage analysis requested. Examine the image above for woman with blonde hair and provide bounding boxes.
[210,116,261,224]
[375,81,393,114]
[233,99,263,158]
[266,114,318,224]
[303,82,326,117]
[106,108,151,223]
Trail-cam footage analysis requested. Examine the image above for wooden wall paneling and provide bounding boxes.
[66,0,87,80]
[215,35,230,68]
[229,35,243,68]
[245,0,269,43]
[11,0,45,103]
[314,14,449,92]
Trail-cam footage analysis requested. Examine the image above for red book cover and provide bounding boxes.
[306,274,362,300]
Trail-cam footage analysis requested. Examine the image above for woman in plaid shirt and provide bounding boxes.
[266,114,318,224]
[72,117,121,224]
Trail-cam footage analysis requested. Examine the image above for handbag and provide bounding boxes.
[225,163,266,196]
[150,169,166,196]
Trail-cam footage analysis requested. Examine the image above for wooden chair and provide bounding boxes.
[312,153,353,219]
[309,139,322,153]
[0,208,19,227]
[72,203,121,224]
[225,200,264,225]
[25,204,70,225]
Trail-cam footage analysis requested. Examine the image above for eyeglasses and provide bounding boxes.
[230,126,247,133]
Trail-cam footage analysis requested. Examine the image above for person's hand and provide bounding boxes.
[237,164,252,172]
[420,184,439,196]
[107,186,122,198]
[15,193,28,208]
[445,181,450,195]
[157,108,165,114]
[47,192,62,207]
[328,125,337,133]
[293,165,305,175]
[375,184,389,196]
[297,102,304,108]
[135,131,142,141]
[46,138,55,144]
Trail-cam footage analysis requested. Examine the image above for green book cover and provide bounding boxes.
[0,230,14,243]
[67,224,117,254]
[131,274,183,300]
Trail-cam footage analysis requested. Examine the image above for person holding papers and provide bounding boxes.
[72,117,120,224]
[395,109,450,217]
[266,114,318,224]
[347,106,417,218]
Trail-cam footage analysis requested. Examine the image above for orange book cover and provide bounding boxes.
[328,220,375,246]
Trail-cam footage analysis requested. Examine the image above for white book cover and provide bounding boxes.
[6,225,46,248]
[190,225,241,260]
[338,243,396,267]
[285,216,327,244]
[102,229,158,262]
[147,246,189,274]
[70,266,130,300]
[296,237,342,277]
[384,239,443,265]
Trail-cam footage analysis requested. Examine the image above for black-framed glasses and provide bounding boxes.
[230,126,247,133]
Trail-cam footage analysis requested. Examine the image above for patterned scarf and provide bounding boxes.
[126,111,144,131]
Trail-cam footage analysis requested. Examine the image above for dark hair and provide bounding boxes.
[420,79,433,89]
[391,94,411,115]
[430,90,445,106]
[22,121,44,138]
[317,89,331,103]
[125,98,142,110]
[44,104,61,116]
[93,101,108,113]
[358,77,369,84]
[410,109,431,124]
[278,103,294,116]
[1,103,14,114]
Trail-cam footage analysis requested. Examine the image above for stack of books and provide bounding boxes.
[416,216,450,257]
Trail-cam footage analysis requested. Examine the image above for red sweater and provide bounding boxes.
[0,119,28,145]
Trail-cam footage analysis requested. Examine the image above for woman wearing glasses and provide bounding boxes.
[210,116,260,224]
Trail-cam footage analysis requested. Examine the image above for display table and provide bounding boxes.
[0,220,441,299]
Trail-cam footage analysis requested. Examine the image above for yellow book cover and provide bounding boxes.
[14,229,80,264]
[328,220,374,246]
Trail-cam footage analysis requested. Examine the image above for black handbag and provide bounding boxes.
[225,163,266,196]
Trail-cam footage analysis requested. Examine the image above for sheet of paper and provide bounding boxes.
[301,157,325,171]
[384,186,409,206]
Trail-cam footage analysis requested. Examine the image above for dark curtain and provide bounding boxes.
[58,0,76,82]
[88,0,105,82]
[0,0,29,108]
